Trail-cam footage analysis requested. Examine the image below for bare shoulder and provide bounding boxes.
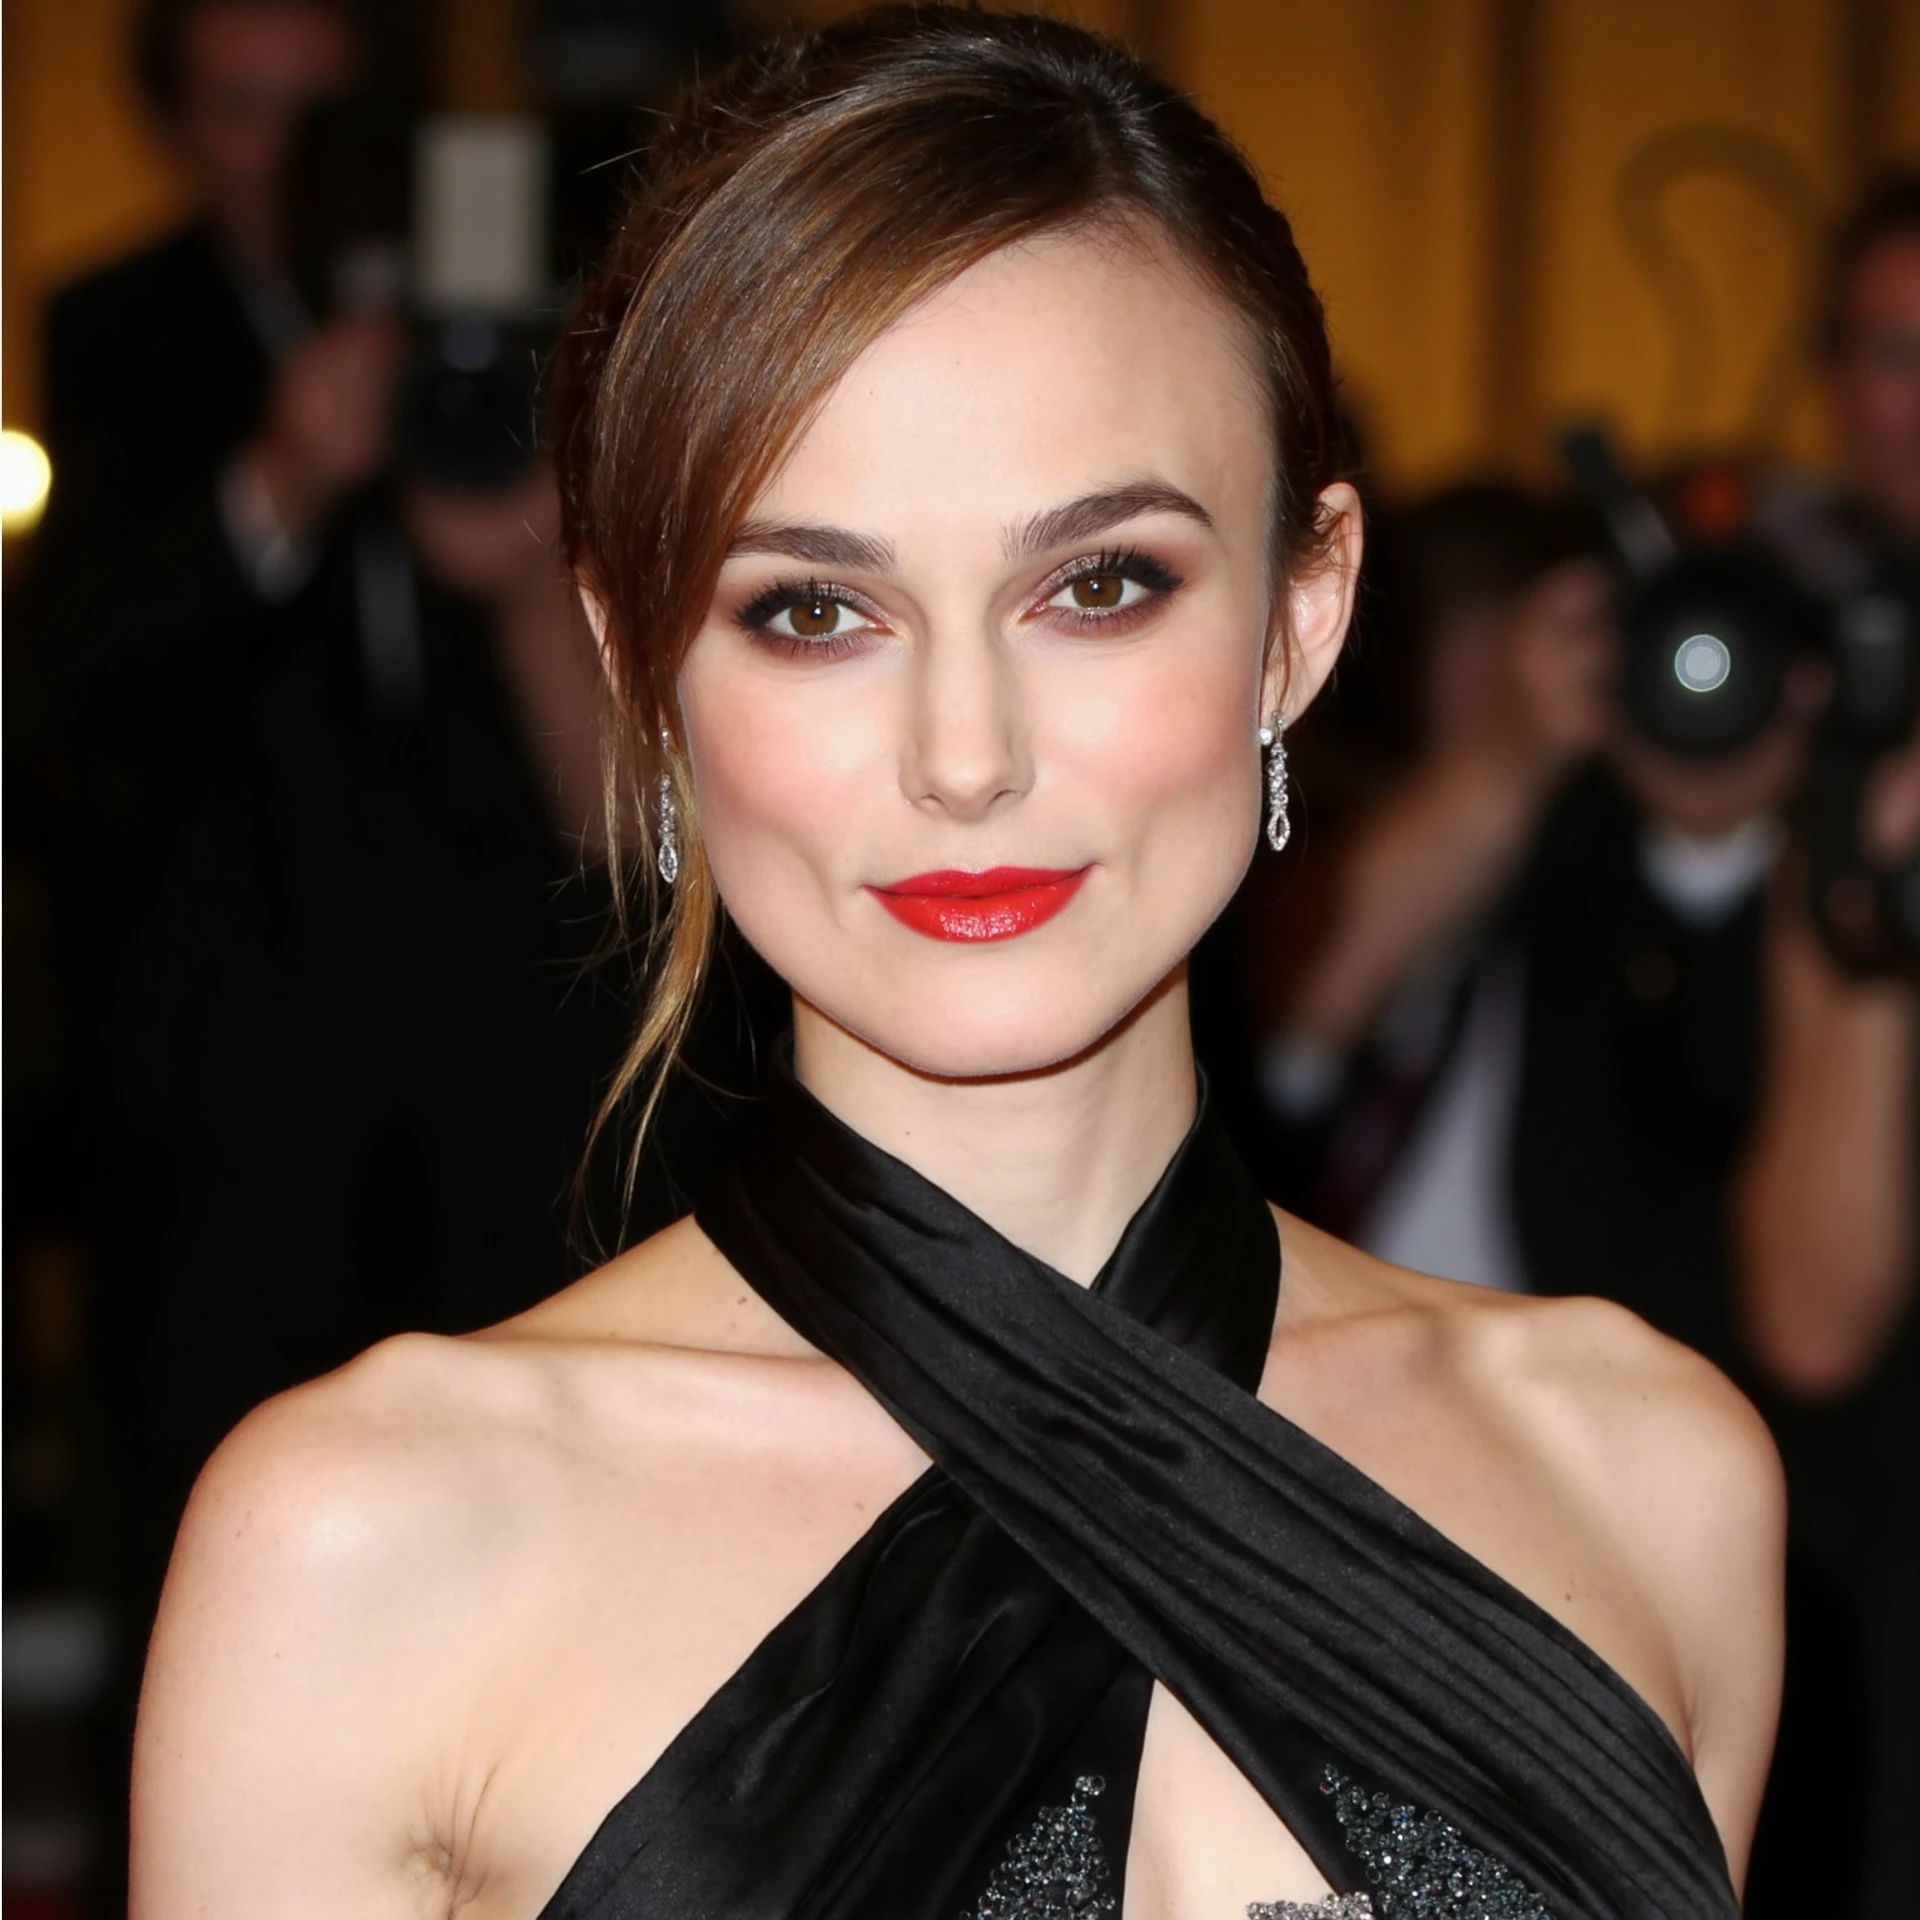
[134,1218,879,1914]
[1274,1208,1784,1574]
[133,1319,589,1913]
[160,1215,815,1640]
[1273,1210,1783,1882]
[168,1324,571,1614]
[1446,1272,1783,1632]
[145,1321,589,1789]
[1478,1287,1783,1534]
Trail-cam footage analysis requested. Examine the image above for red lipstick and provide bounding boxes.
[871,866,1089,942]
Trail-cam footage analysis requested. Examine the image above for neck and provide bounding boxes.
[792,969,1199,1284]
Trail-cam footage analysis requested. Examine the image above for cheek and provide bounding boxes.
[678,642,883,903]
[1055,633,1263,866]
[676,595,1267,1030]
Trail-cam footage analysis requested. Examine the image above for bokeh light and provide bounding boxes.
[1,429,53,535]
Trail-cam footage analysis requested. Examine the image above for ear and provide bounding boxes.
[577,580,620,691]
[1262,481,1363,725]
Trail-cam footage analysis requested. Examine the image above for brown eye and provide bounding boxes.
[788,596,843,636]
[738,580,879,651]
[1040,552,1181,625]
[1071,574,1125,609]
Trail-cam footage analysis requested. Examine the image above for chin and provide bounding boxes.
[800,953,1174,1084]
[729,848,1247,1085]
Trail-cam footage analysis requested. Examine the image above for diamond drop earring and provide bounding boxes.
[655,732,680,886]
[1257,714,1291,854]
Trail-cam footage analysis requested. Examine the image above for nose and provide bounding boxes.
[900,623,1032,821]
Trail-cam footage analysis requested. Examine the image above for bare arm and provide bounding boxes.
[1526,1300,1785,1892]
[1640,1355,1785,1891]
[1269,1231,1782,1890]
[1733,910,1917,1400]
[1283,746,1550,1048]
[131,1348,495,1919]
[1734,736,1920,1398]
[242,315,406,543]
[1281,560,1614,1051]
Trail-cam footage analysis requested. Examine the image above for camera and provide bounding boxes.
[284,94,566,493]
[1803,570,1920,973]
[1564,427,1920,972]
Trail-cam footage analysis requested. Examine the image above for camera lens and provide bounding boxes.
[1673,633,1733,694]
[394,320,549,491]
[1622,550,1809,759]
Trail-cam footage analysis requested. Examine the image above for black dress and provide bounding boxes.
[534,1072,1740,1920]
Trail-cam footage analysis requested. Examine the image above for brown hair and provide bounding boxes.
[553,3,1341,1181]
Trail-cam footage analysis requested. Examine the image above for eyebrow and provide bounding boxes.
[724,478,1213,578]
[725,521,897,572]
[1004,479,1213,560]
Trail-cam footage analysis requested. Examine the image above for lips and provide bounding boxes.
[870,866,1090,942]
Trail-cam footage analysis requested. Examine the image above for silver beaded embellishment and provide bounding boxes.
[1320,1767,1551,1919]
[655,732,680,887]
[1258,716,1291,854]
[1248,1897,1375,1919]
[968,1774,1117,1919]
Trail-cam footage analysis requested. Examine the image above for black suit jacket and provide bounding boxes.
[47,223,268,509]
[34,222,289,710]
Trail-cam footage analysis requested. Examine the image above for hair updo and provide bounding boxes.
[553,2,1341,1170]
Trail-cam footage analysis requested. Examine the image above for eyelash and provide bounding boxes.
[731,545,1187,657]
[734,579,877,660]
[1043,547,1185,632]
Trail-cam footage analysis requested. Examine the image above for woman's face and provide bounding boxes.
[679,226,1355,1081]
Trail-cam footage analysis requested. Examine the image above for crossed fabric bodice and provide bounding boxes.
[534,1072,1740,1919]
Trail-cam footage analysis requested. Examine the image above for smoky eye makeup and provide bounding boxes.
[1033,545,1187,631]
[725,539,1189,658]
[732,577,888,658]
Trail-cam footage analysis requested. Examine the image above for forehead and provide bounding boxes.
[749,226,1274,545]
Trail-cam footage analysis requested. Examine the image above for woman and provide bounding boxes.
[131,11,1782,1917]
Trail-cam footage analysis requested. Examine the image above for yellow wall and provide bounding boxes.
[1183,0,1920,490]
[1180,0,1502,486]
[7,0,1920,493]
[1529,0,1852,471]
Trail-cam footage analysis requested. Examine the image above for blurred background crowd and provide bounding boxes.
[3,2,1917,1916]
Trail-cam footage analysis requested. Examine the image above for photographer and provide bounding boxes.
[1735,174,1920,1404]
[1249,477,1807,1362]
[1246,180,1920,1920]
[14,0,413,1354]
[31,0,404,721]
[1247,488,1618,1268]
[1729,177,1920,1920]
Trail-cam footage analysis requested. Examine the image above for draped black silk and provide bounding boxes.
[536,1073,1740,1920]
